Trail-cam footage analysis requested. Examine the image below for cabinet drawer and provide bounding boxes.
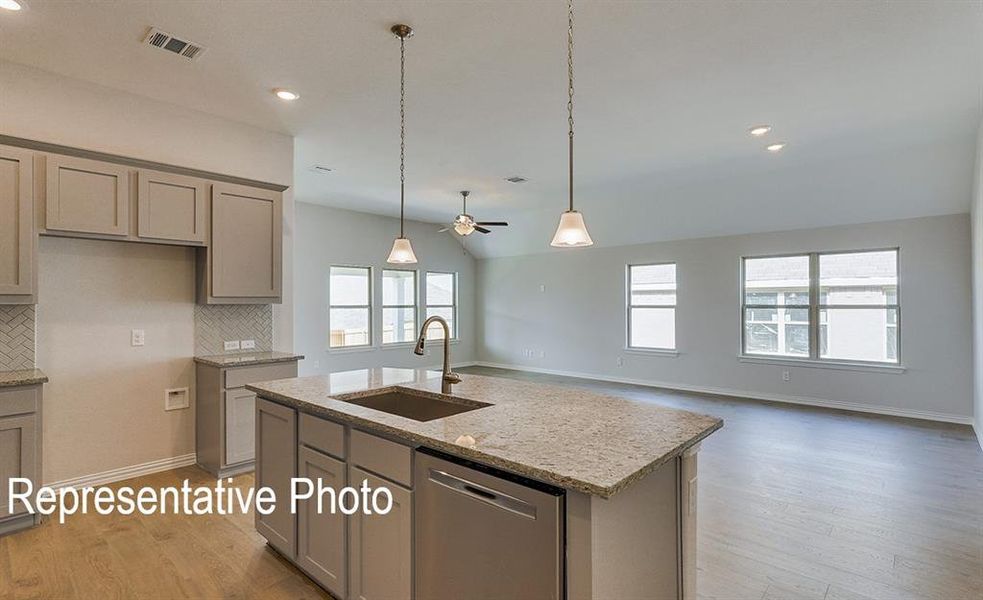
[0,386,39,418]
[350,429,412,487]
[299,413,345,460]
[224,362,297,389]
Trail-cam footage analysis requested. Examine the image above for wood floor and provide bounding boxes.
[2,366,981,600]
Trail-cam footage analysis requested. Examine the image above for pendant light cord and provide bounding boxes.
[567,0,575,213]
[399,33,407,237]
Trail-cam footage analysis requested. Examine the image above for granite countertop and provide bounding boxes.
[0,368,49,388]
[194,351,304,368]
[247,368,723,498]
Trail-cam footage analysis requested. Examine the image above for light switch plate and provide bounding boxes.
[240,339,256,350]
[224,340,240,351]
[131,329,145,347]
[164,387,190,411]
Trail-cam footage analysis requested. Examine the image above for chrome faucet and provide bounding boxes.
[414,316,462,394]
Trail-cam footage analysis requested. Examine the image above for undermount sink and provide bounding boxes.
[335,388,491,422]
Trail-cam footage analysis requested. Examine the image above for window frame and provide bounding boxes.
[327,264,373,350]
[739,247,901,367]
[425,271,459,341]
[626,261,678,352]
[381,268,419,346]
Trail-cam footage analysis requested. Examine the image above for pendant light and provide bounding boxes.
[387,24,419,264]
[550,0,594,248]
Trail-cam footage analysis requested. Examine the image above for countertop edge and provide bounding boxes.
[194,353,305,368]
[247,384,723,499]
[0,369,49,388]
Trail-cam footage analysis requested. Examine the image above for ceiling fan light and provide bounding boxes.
[387,237,418,264]
[550,210,593,247]
[454,221,474,236]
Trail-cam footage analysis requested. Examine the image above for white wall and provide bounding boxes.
[477,214,973,422]
[294,202,476,376]
[0,61,294,482]
[971,120,983,448]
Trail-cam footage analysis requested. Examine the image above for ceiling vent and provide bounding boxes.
[505,176,528,184]
[143,27,207,61]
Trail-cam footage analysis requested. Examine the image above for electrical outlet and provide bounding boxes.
[617,356,624,368]
[537,350,545,359]
[313,360,320,370]
[240,339,256,350]
[539,284,546,293]
[131,329,145,347]
[782,370,791,382]
[224,340,240,352]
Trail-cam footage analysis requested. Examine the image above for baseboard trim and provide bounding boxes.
[472,362,975,426]
[45,453,198,491]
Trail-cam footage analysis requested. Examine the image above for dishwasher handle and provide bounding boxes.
[428,468,538,520]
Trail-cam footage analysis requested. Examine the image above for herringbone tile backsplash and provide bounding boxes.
[194,304,273,356]
[0,305,36,370]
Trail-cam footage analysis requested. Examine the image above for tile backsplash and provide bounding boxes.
[194,304,273,356]
[0,305,37,371]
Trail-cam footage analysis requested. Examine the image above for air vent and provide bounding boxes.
[143,27,207,61]
[505,176,528,184]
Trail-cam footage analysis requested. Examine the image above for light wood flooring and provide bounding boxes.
[2,366,981,599]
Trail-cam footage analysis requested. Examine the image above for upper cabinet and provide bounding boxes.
[203,182,282,303]
[44,154,130,236]
[137,169,207,244]
[0,145,36,303]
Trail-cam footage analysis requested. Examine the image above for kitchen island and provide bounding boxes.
[247,368,722,600]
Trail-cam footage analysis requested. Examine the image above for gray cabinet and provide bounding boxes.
[0,145,36,303]
[0,383,43,536]
[44,154,129,236]
[255,397,297,559]
[349,466,413,600]
[196,359,298,478]
[204,182,282,303]
[297,445,347,598]
[137,169,207,244]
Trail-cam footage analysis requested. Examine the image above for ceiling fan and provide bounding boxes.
[439,191,509,236]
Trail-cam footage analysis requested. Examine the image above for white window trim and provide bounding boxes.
[382,268,419,346]
[626,262,677,352]
[740,247,902,368]
[328,265,373,350]
[425,271,459,341]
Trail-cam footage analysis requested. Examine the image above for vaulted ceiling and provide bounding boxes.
[2,1,981,257]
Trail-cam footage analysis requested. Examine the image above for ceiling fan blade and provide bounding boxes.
[437,227,450,233]
[474,226,492,234]
[476,222,508,227]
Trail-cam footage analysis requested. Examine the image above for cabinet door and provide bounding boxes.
[297,446,347,598]
[210,183,282,300]
[137,169,207,243]
[0,414,37,520]
[255,397,296,558]
[349,466,412,600]
[224,388,256,467]
[45,154,129,236]
[0,145,34,298]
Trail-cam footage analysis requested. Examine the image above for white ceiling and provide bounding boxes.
[2,1,981,257]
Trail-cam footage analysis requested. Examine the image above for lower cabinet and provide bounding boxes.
[255,397,297,559]
[297,445,348,599]
[224,388,256,466]
[0,382,43,536]
[348,467,413,600]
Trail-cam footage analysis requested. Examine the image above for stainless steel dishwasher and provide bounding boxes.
[415,447,565,600]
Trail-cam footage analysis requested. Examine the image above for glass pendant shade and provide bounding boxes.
[387,237,418,264]
[550,210,593,247]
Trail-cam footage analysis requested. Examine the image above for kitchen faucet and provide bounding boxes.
[414,316,461,394]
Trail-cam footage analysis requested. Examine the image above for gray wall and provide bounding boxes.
[294,202,477,376]
[972,121,983,447]
[477,214,972,422]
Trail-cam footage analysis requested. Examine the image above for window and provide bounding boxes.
[627,263,676,350]
[425,272,457,340]
[382,269,417,344]
[329,266,371,348]
[742,249,899,364]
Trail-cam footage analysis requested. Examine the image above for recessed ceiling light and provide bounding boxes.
[749,125,771,137]
[766,142,787,153]
[505,176,528,184]
[0,0,23,11]
[310,165,333,174]
[273,88,299,101]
